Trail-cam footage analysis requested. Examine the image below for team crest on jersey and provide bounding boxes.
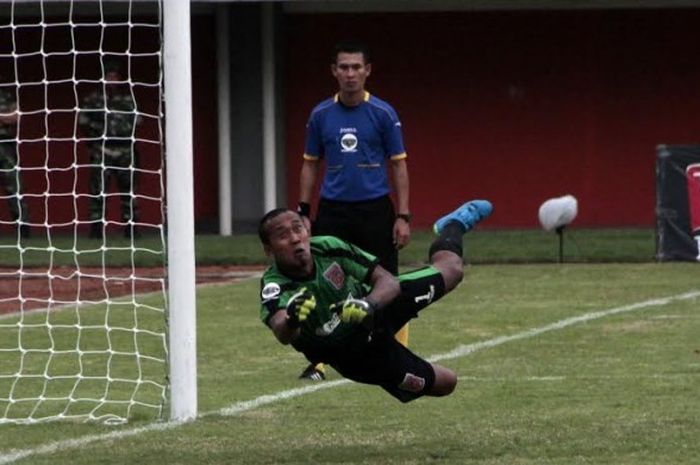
[323,262,345,290]
[261,282,281,303]
[340,133,358,153]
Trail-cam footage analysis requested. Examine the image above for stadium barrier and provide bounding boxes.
[656,145,700,261]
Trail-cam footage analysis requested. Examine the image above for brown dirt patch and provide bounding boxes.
[0,265,264,315]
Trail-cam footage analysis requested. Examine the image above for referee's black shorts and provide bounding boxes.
[313,195,398,274]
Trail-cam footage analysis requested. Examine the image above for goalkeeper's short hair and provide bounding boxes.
[258,208,295,245]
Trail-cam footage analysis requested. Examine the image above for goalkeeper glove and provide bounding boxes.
[286,287,316,328]
[331,297,377,325]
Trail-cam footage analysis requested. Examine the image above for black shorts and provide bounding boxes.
[313,195,398,274]
[329,267,446,403]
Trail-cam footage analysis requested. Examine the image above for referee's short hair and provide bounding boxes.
[333,39,370,64]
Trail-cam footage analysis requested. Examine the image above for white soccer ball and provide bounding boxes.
[538,195,578,231]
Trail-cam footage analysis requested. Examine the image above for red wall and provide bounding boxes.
[284,9,700,228]
[0,15,219,233]
[190,15,219,227]
[4,9,700,233]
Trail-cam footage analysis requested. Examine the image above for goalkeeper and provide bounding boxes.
[258,199,492,402]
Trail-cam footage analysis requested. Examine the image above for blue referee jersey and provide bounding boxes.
[303,91,407,202]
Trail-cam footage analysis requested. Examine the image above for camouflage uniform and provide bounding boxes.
[0,87,29,227]
[79,84,140,230]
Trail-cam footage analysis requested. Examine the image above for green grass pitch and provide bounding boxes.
[1,261,699,464]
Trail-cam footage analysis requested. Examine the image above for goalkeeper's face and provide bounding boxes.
[264,211,313,274]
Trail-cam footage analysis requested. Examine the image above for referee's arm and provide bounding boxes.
[299,156,319,205]
[391,156,409,215]
[298,156,320,229]
[391,156,410,248]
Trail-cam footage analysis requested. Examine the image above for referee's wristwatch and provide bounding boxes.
[396,213,412,224]
[297,202,311,218]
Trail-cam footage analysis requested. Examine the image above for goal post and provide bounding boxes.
[0,0,197,424]
[163,0,197,422]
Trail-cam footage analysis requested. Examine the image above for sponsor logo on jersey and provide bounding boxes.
[261,282,281,302]
[398,373,426,393]
[315,313,341,336]
[323,262,345,290]
[340,133,358,153]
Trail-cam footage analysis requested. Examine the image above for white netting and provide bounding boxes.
[0,0,167,424]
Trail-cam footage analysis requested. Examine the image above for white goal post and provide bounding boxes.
[0,0,197,424]
[163,0,197,422]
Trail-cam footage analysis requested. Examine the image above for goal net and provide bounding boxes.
[0,0,194,425]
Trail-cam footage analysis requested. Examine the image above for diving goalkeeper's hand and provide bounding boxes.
[285,287,316,328]
[331,297,378,325]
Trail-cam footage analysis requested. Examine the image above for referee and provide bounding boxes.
[296,40,411,380]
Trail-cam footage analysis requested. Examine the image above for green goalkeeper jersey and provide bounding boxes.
[260,235,379,359]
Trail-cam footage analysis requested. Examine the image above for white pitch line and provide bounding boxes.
[459,375,566,382]
[427,290,700,363]
[458,373,698,382]
[0,421,185,465]
[214,379,351,417]
[1,289,698,465]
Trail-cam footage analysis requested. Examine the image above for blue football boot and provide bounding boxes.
[433,200,493,234]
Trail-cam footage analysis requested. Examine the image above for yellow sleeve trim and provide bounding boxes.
[303,153,320,161]
[390,152,407,161]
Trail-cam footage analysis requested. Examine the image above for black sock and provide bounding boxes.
[428,222,464,259]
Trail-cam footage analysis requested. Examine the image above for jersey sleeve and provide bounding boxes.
[381,105,406,159]
[259,274,304,327]
[303,112,323,159]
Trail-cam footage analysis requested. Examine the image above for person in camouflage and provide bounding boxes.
[0,85,30,238]
[258,199,493,402]
[79,59,141,239]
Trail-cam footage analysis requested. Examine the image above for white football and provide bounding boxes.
[538,195,578,231]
